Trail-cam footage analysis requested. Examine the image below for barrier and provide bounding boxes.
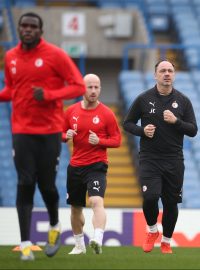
[1,207,200,247]
[122,43,200,71]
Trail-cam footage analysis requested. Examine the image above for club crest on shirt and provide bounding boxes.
[172,101,178,108]
[93,115,100,124]
[35,58,43,67]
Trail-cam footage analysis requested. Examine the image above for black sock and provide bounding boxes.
[162,201,178,238]
[143,197,159,226]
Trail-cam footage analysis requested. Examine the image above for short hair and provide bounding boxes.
[18,12,43,30]
[155,60,175,72]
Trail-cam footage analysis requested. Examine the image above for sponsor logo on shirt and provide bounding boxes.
[10,59,17,74]
[149,101,156,114]
[72,116,79,122]
[93,180,100,192]
[149,101,155,107]
[72,116,79,131]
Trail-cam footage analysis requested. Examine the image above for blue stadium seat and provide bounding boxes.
[97,0,123,8]
[14,0,36,7]
[169,0,190,5]
[184,195,200,209]
[0,10,3,30]
[124,0,145,10]
[119,70,143,83]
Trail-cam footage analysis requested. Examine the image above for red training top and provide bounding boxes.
[0,38,85,134]
[62,102,121,166]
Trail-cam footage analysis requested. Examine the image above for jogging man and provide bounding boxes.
[63,74,121,255]
[0,12,85,260]
[123,60,197,253]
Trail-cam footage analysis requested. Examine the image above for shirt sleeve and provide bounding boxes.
[0,54,12,102]
[43,50,86,101]
[174,98,198,137]
[62,107,71,142]
[98,110,121,148]
[123,96,145,136]
[0,86,12,101]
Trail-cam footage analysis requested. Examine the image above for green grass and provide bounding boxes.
[1,246,200,269]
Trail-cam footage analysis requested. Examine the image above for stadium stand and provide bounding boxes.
[0,0,200,209]
[0,98,17,206]
[12,0,36,7]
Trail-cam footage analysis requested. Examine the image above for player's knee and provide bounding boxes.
[16,184,35,205]
[88,196,103,208]
[162,199,178,209]
[143,193,160,203]
[40,187,59,204]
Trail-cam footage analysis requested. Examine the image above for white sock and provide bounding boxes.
[94,228,104,246]
[74,233,85,248]
[161,235,171,244]
[148,224,158,233]
[20,241,32,250]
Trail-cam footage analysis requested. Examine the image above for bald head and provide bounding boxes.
[84,73,101,85]
[155,60,175,72]
[83,73,101,106]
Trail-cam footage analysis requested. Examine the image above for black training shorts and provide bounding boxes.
[66,161,108,207]
[139,159,184,203]
[12,133,61,188]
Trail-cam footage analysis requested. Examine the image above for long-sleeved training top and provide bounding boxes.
[62,101,121,166]
[123,86,198,160]
[0,38,85,134]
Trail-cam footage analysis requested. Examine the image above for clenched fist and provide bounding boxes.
[144,124,156,138]
[163,110,177,124]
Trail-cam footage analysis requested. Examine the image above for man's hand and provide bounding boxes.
[144,124,156,138]
[163,110,177,124]
[88,130,99,145]
[66,129,77,140]
[33,87,44,101]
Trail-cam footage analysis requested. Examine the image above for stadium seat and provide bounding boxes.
[96,0,123,8]
[13,0,36,7]
[119,70,143,84]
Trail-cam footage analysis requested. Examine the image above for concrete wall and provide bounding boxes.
[12,7,149,58]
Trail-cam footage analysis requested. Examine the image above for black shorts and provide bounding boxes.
[139,159,184,203]
[12,133,61,189]
[66,161,108,207]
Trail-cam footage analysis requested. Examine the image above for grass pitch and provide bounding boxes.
[1,246,200,269]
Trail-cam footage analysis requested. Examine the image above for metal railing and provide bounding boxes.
[122,42,200,71]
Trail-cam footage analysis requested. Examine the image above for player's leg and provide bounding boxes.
[13,134,37,260]
[37,133,62,257]
[161,159,184,254]
[67,164,87,254]
[139,160,161,253]
[87,162,108,254]
[68,205,86,254]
